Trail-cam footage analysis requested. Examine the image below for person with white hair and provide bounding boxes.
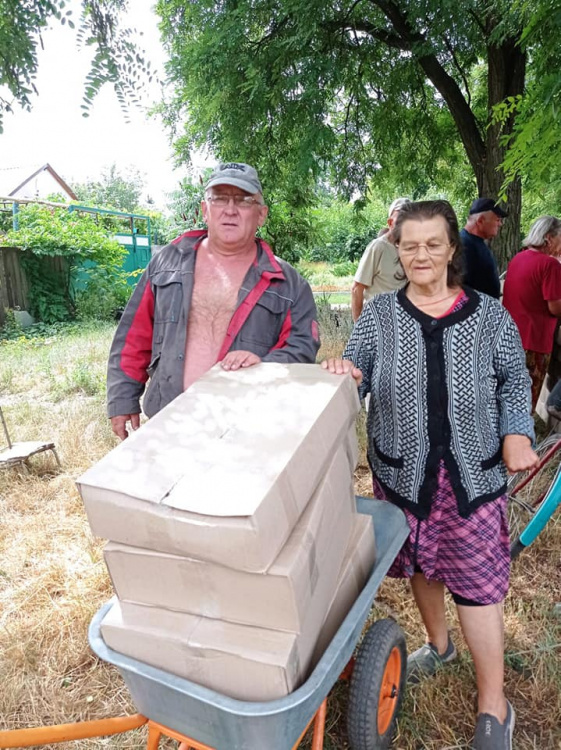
[503,215,561,409]
[351,197,411,320]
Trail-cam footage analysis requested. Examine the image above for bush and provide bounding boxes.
[1,204,126,323]
[75,270,138,321]
[332,260,358,277]
[304,199,386,263]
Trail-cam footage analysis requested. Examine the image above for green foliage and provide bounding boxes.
[157,1,511,198]
[0,0,68,131]
[302,199,384,263]
[71,163,145,212]
[156,0,540,265]
[141,209,169,246]
[19,255,74,323]
[77,1,155,119]
[50,359,105,401]
[261,198,320,265]
[0,309,22,341]
[0,208,15,233]
[160,169,211,243]
[0,319,81,344]
[493,0,561,196]
[0,1,153,132]
[2,204,124,261]
[332,260,358,277]
[74,269,137,321]
[0,204,126,323]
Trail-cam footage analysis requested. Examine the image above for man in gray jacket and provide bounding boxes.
[107,162,320,439]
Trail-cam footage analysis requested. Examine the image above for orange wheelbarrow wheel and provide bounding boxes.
[347,618,407,750]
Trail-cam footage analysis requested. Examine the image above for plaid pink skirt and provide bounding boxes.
[376,462,510,605]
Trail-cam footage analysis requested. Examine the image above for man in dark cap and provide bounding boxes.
[107,162,320,439]
[460,198,508,299]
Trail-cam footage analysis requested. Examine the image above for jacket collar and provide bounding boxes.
[397,285,481,332]
[173,230,285,280]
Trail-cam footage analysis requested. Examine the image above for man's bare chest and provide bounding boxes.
[189,252,253,325]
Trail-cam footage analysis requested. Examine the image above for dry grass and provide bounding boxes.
[0,319,559,750]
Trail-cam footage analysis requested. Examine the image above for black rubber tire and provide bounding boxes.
[347,618,407,750]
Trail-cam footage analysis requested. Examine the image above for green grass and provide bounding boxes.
[0,321,114,401]
[297,261,356,292]
[314,291,351,306]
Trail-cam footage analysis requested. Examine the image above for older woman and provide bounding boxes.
[502,216,561,409]
[323,200,538,750]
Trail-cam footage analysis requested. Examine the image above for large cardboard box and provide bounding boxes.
[104,443,356,632]
[101,492,357,705]
[312,513,377,665]
[78,364,360,572]
[102,600,302,701]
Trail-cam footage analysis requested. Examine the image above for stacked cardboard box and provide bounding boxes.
[78,363,377,701]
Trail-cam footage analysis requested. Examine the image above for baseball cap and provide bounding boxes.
[205,162,263,195]
[388,197,411,217]
[469,198,508,218]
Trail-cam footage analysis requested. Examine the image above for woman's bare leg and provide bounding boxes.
[410,572,449,653]
[457,602,507,721]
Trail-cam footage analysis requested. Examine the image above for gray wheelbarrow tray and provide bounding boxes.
[89,496,408,750]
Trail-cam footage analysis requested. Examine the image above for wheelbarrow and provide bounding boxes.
[0,497,409,750]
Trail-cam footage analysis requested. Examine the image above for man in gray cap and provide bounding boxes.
[107,162,320,439]
[351,197,411,321]
[461,197,507,299]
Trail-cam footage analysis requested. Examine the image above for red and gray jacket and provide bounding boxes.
[107,230,320,418]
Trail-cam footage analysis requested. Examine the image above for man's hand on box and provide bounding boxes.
[321,358,363,386]
[220,350,262,371]
[111,414,140,440]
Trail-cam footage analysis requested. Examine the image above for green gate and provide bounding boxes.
[68,205,152,284]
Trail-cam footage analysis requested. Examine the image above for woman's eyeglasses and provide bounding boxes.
[398,242,451,255]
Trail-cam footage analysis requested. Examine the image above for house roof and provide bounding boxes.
[0,163,78,201]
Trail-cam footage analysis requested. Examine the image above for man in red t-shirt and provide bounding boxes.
[503,216,561,408]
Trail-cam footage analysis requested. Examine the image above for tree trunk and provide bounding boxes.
[477,35,526,271]
[418,34,525,270]
[365,4,526,269]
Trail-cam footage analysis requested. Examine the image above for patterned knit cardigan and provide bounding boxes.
[344,286,534,519]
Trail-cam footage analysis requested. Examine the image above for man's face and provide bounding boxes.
[477,211,503,240]
[201,184,268,250]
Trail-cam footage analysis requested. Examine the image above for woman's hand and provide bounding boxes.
[502,434,540,474]
[321,358,363,386]
[220,351,262,371]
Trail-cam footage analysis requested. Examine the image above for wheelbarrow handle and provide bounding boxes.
[0,714,147,748]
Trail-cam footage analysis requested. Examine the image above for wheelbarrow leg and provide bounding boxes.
[290,697,328,750]
[146,721,215,750]
[310,698,327,750]
[146,700,328,750]
[146,723,162,750]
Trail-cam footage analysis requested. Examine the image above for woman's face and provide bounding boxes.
[397,216,455,288]
[546,232,561,257]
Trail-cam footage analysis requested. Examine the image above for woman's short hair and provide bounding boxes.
[393,200,463,287]
[522,216,561,249]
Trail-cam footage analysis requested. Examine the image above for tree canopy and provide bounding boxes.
[157,0,548,265]
[72,163,145,212]
[493,0,561,197]
[0,0,153,132]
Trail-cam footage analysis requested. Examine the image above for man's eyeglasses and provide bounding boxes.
[398,242,451,255]
[207,194,263,209]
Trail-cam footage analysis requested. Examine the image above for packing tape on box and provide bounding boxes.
[306,537,319,596]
